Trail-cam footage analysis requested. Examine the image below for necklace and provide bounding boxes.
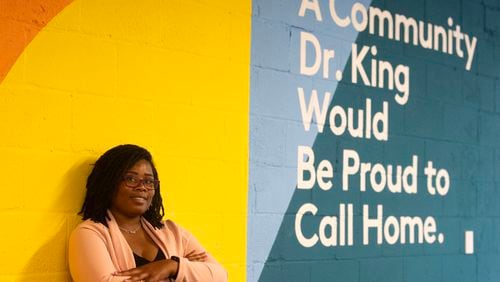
[118,224,141,234]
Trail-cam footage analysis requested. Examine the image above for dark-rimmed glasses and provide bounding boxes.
[122,175,159,191]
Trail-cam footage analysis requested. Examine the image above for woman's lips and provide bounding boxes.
[130,196,148,204]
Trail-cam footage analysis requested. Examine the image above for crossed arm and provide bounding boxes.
[69,227,228,282]
[113,251,209,281]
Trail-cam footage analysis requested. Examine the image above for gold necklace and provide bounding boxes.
[118,225,141,234]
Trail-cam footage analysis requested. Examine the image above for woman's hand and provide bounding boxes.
[185,251,207,262]
[113,252,207,281]
[113,259,177,282]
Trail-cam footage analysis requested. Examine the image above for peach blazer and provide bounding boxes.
[69,211,227,282]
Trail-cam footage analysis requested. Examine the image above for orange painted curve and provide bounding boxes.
[0,0,72,83]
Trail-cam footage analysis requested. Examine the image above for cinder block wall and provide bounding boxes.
[0,1,250,281]
[248,0,500,281]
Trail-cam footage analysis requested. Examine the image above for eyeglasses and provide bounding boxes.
[122,175,159,191]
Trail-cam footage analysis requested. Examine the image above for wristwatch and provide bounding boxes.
[170,256,180,280]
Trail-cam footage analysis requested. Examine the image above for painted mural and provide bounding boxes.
[249,0,500,281]
[0,0,249,280]
[1,0,500,281]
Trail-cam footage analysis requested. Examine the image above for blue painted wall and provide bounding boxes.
[249,0,500,281]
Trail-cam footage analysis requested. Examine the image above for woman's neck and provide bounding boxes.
[110,210,142,228]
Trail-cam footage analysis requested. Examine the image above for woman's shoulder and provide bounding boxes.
[157,219,209,254]
[158,219,193,238]
[71,218,109,238]
[160,219,183,232]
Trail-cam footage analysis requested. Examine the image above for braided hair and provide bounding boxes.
[79,144,164,229]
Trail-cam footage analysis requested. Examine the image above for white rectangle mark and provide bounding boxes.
[465,231,474,255]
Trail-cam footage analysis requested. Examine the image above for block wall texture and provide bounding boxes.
[0,0,250,281]
[248,0,500,281]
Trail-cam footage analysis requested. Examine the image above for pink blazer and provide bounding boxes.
[69,211,228,282]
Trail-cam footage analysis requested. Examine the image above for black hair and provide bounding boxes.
[79,144,164,229]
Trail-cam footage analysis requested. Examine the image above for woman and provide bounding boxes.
[69,144,228,281]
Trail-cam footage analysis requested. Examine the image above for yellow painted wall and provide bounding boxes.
[0,0,250,280]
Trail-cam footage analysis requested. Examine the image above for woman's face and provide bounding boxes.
[110,159,156,219]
